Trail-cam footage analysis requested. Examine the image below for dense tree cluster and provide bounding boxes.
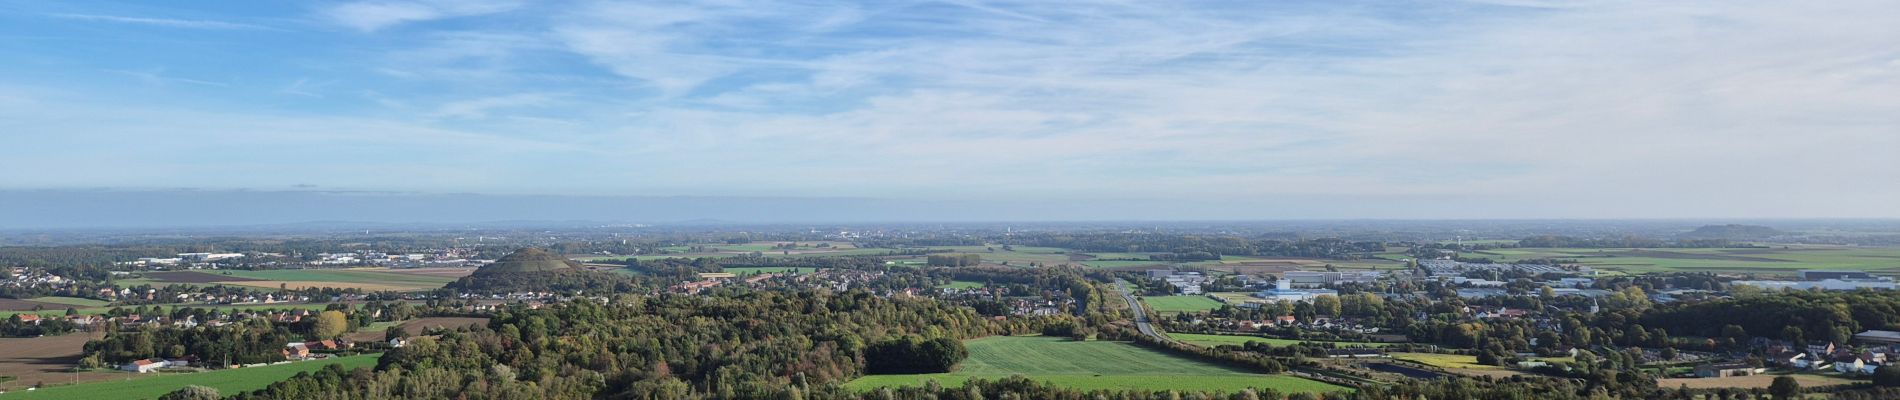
[83,321,294,366]
[863,336,967,374]
[236,287,1001,399]
[1638,289,1900,345]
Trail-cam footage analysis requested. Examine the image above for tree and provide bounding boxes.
[1311,295,1342,317]
[1874,365,1900,387]
[1768,375,1801,400]
[159,385,220,400]
[1781,326,1805,345]
[385,325,408,341]
[313,310,349,339]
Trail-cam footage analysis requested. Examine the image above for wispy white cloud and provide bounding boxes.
[322,0,522,32]
[279,78,331,98]
[49,13,271,30]
[6,0,1899,217]
[430,93,556,119]
[106,69,228,87]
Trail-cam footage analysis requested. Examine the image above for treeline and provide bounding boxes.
[82,321,294,366]
[1638,290,1900,345]
[446,269,636,294]
[863,336,967,374]
[235,287,1001,399]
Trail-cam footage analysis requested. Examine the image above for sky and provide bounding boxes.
[1,0,1898,224]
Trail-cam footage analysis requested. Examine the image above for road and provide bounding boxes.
[1114,279,1167,342]
[1113,279,1362,388]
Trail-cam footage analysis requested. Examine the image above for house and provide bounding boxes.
[12,314,39,324]
[283,343,311,360]
[121,359,164,373]
[1834,355,1875,374]
[1694,363,1762,378]
[1768,350,1808,368]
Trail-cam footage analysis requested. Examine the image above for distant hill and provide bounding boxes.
[477,248,583,273]
[447,248,628,293]
[1679,224,1784,240]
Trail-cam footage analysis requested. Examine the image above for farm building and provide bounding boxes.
[1855,330,1900,345]
[1692,363,1762,378]
[121,359,165,373]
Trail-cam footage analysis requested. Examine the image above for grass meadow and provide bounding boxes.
[1465,246,1900,275]
[1140,295,1224,313]
[844,336,1346,393]
[1169,333,1391,348]
[6,354,380,399]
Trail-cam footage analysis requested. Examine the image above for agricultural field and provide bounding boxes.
[1080,260,1171,269]
[1656,372,1859,390]
[1140,295,1224,314]
[1169,333,1391,348]
[5,354,380,399]
[0,333,111,391]
[3,301,380,319]
[1391,353,1571,372]
[1189,256,1406,272]
[844,336,1345,393]
[916,246,1077,266]
[0,298,83,312]
[128,268,464,292]
[22,297,111,308]
[723,266,810,275]
[344,317,490,342]
[1463,246,1900,275]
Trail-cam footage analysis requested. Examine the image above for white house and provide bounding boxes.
[121,359,164,373]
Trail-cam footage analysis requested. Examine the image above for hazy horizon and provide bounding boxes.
[2,188,1896,229]
[4,1,1898,223]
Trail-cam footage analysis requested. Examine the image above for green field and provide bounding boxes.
[1465,246,1900,275]
[1140,296,1224,313]
[1081,260,1171,268]
[213,269,458,286]
[723,266,808,275]
[1391,352,1571,370]
[937,280,985,289]
[8,354,380,399]
[844,336,1345,393]
[1169,333,1391,348]
[25,296,111,307]
[3,302,356,318]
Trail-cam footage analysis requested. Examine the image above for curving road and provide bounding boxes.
[1114,279,1167,341]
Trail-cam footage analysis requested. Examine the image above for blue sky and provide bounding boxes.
[2,0,1898,219]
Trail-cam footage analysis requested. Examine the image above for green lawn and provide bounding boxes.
[25,296,111,307]
[845,336,1345,393]
[8,354,380,399]
[1140,296,1224,313]
[1169,333,1391,348]
[937,280,985,289]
